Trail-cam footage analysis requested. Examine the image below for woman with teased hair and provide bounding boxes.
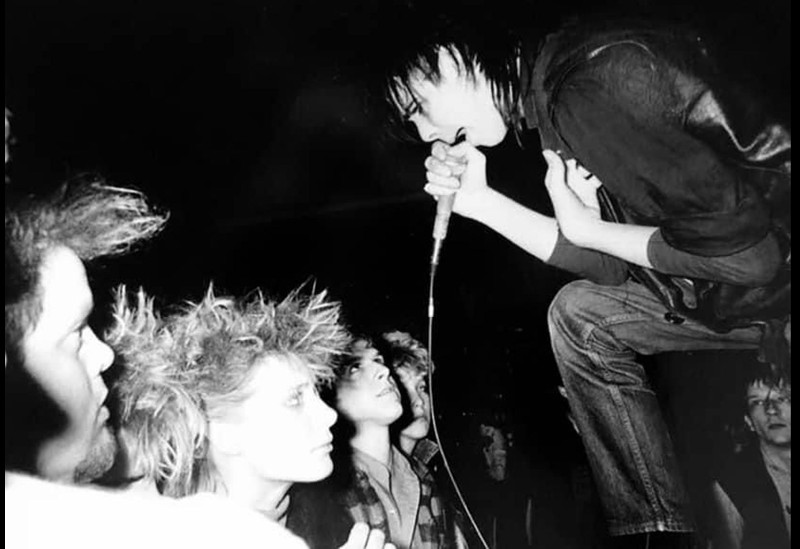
[109,285,395,549]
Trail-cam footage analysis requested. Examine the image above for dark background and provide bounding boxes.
[5,0,790,543]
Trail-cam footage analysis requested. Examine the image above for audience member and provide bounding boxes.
[109,285,393,549]
[460,408,534,548]
[5,177,167,482]
[288,337,462,548]
[708,364,791,549]
[379,331,436,462]
[4,112,312,548]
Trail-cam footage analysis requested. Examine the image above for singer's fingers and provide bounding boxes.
[565,158,601,187]
[341,523,370,548]
[426,171,461,190]
[446,140,483,161]
[542,150,566,190]
[424,155,458,177]
[564,158,601,194]
[363,529,386,549]
[430,140,449,160]
[424,183,457,198]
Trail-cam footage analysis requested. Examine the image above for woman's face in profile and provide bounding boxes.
[223,355,338,483]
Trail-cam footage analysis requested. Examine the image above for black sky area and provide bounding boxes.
[5,0,791,481]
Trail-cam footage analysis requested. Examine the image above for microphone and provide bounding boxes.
[430,130,466,267]
[431,194,455,267]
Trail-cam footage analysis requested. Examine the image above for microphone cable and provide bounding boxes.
[426,255,491,549]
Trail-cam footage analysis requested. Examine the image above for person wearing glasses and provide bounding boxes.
[709,362,791,549]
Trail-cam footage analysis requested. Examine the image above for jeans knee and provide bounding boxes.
[548,280,600,341]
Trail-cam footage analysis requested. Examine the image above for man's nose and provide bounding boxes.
[376,365,390,380]
[86,329,115,374]
[412,117,439,143]
[764,399,782,414]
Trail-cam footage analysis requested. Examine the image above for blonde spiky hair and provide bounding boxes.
[108,283,350,497]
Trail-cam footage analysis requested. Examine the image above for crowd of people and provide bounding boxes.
[6,3,790,549]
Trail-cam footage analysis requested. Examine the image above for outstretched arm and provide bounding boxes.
[424,140,559,263]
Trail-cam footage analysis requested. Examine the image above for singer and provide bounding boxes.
[374,8,790,549]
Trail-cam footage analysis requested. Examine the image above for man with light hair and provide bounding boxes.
[380,331,435,460]
[5,177,167,483]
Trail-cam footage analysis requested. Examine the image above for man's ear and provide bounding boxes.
[744,414,755,432]
[207,421,242,456]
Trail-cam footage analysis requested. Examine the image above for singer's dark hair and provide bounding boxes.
[368,3,526,141]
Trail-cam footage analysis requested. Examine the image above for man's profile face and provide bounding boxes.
[395,367,431,441]
[745,381,791,449]
[20,246,117,482]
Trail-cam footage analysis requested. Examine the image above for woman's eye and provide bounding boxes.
[286,392,303,407]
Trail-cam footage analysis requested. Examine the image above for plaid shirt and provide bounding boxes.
[342,447,455,549]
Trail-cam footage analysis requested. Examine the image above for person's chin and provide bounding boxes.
[73,429,117,483]
[306,458,334,481]
[480,126,508,147]
[403,422,429,440]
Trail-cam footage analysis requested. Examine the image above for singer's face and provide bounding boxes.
[336,341,403,428]
[397,48,508,147]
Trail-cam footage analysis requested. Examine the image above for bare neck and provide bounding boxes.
[351,422,393,466]
[213,454,292,522]
[760,441,791,471]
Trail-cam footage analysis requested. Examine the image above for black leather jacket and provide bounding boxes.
[523,22,791,336]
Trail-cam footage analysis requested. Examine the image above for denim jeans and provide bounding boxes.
[548,279,763,537]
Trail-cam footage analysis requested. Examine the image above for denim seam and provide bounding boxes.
[582,313,675,530]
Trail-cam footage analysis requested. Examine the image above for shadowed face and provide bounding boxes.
[20,246,116,483]
[396,48,508,147]
[395,367,431,441]
[745,381,791,448]
[480,424,508,481]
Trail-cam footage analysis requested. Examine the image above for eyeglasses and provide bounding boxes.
[747,394,791,413]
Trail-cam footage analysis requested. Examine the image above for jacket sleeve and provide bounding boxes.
[647,229,782,287]
[551,42,785,257]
